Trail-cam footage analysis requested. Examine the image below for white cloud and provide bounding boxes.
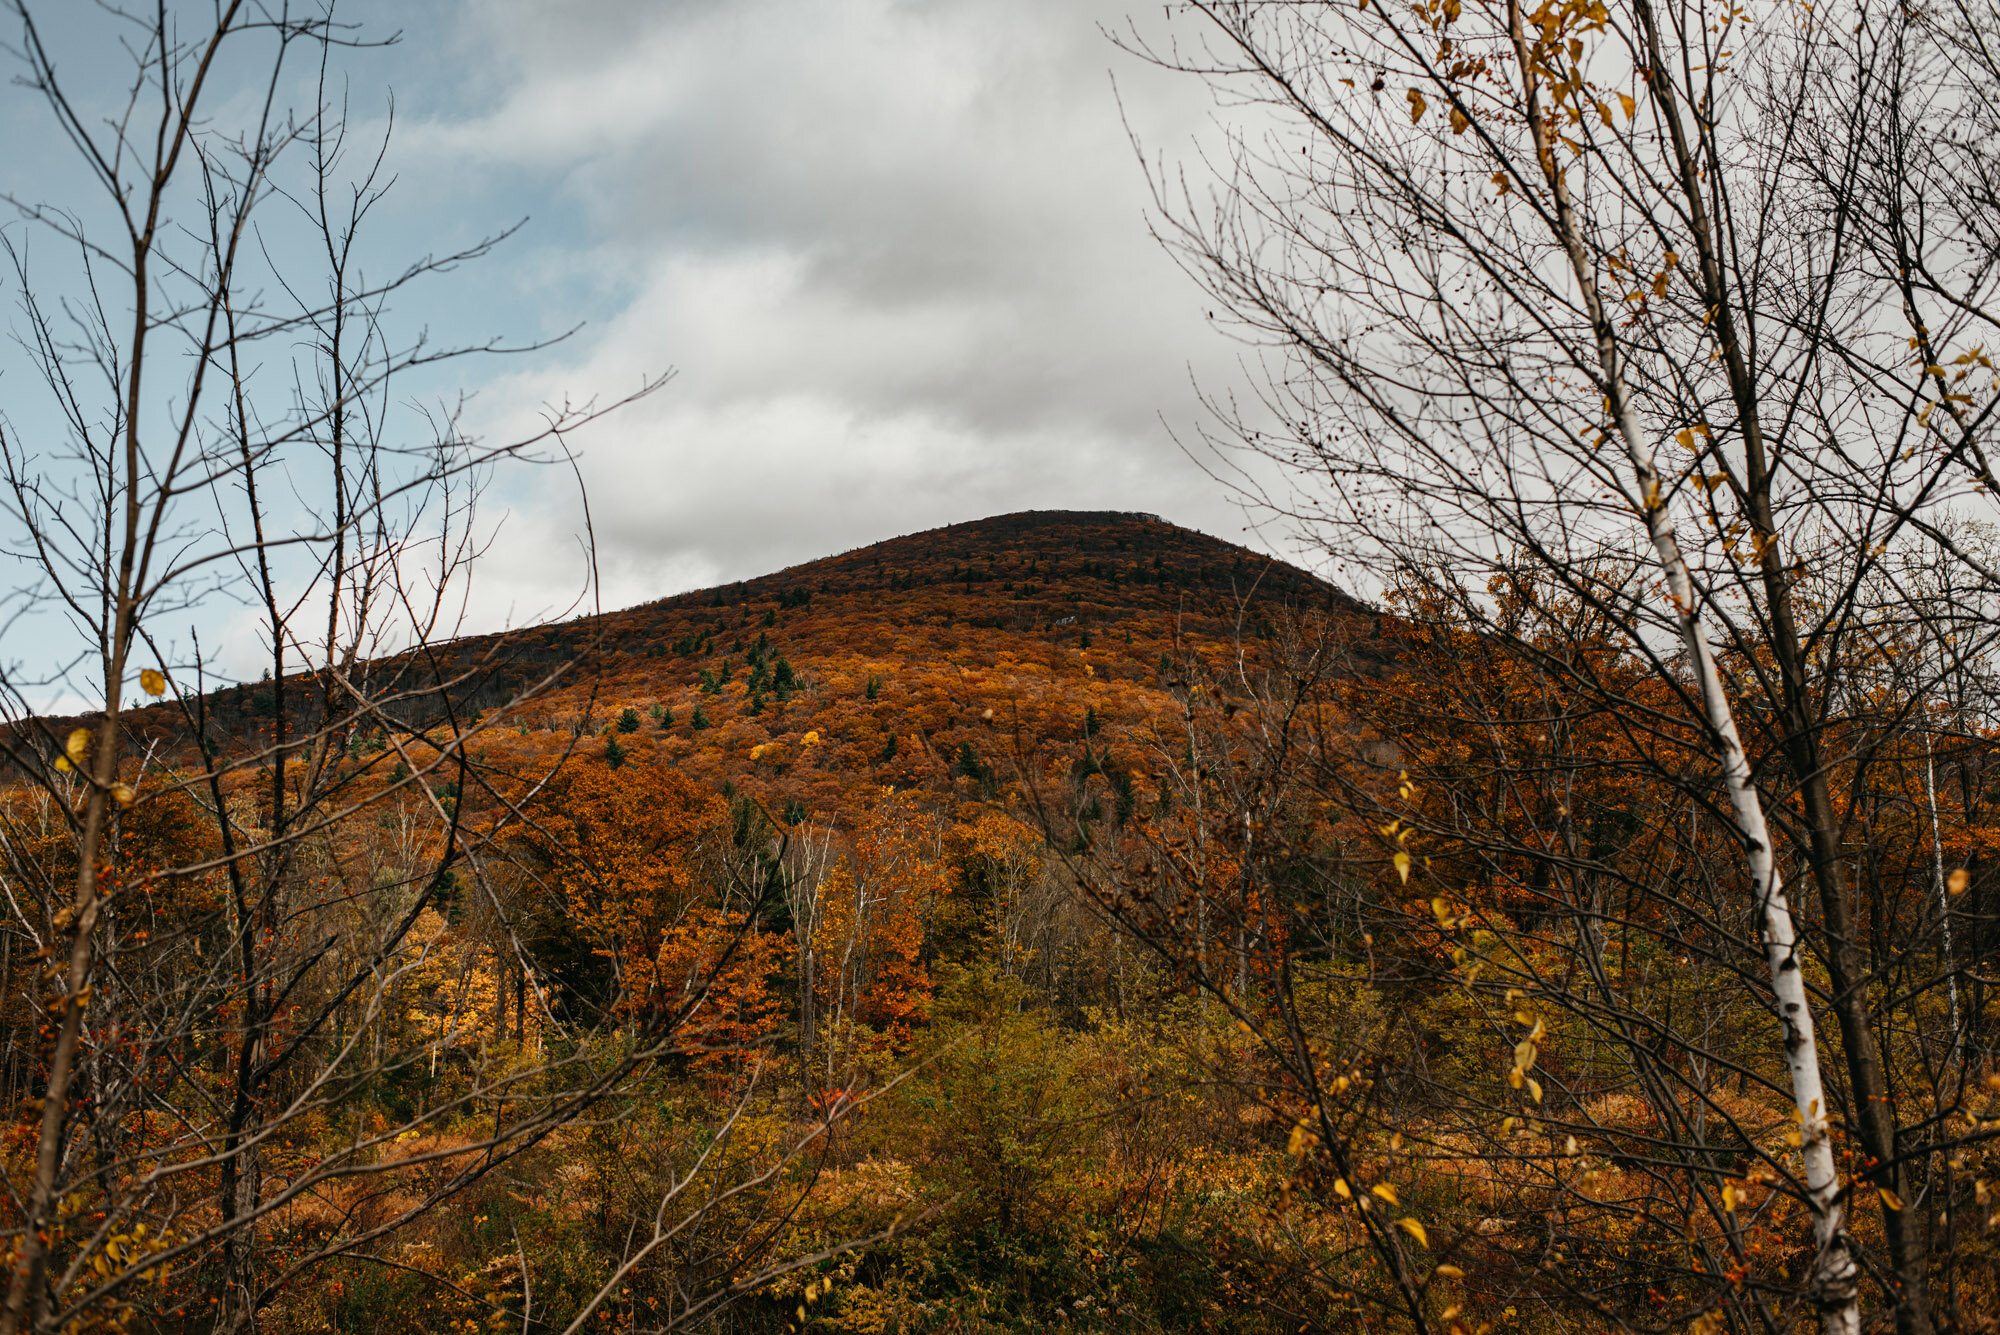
[0,0,1313,703]
[389,0,1287,621]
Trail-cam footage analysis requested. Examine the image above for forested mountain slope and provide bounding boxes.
[474,509,1376,822]
[10,509,1993,1334]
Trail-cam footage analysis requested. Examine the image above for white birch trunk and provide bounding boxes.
[1922,732,1962,1050]
[1505,5,1858,1320]
[1607,395,1858,1334]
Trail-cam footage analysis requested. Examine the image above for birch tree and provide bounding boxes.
[1122,0,2000,1329]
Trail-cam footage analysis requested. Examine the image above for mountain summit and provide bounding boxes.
[430,509,1374,821]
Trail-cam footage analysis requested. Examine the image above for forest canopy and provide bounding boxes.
[5,0,2000,1332]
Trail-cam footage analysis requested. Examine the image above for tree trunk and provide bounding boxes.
[1508,5,1860,1323]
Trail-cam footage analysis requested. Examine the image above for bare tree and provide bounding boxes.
[1094,0,2000,1331]
[0,6,874,1332]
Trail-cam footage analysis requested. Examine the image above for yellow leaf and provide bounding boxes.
[1394,851,1412,884]
[1396,1217,1429,1246]
[1513,1040,1538,1072]
[66,728,92,765]
[1948,868,1970,896]
[1443,0,1461,19]
[1373,1183,1400,1205]
[1526,1077,1543,1103]
[1564,1135,1578,1156]
[55,757,71,773]
[110,783,136,808]
[1722,1182,1739,1211]
[1334,1178,1353,1198]
[1879,1186,1906,1211]
[1451,106,1471,135]
[1435,1263,1465,1279]
[1618,93,1636,119]
[139,668,167,696]
[1408,88,1428,122]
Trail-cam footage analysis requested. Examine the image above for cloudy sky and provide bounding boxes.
[4,1,1306,666]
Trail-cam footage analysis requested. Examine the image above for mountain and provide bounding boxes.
[433,509,1380,822]
[25,510,1380,807]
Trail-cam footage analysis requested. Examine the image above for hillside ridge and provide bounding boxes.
[405,508,1364,701]
[18,511,1376,787]
[497,507,1383,822]
[611,508,1356,628]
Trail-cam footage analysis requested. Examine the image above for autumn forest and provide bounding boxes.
[9,1,2000,1334]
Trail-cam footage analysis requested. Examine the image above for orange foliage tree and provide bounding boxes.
[653,905,792,1084]
[810,790,950,1083]
[520,762,728,1017]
